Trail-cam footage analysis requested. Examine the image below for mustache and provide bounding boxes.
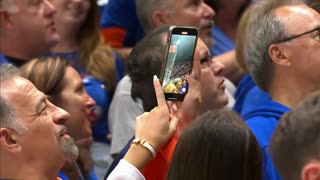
[56,125,67,138]
[200,20,214,31]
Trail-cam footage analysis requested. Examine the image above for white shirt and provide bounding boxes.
[107,159,145,180]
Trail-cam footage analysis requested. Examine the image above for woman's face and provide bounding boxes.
[197,39,229,109]
[51,0,91,26]
[58,66,96,142]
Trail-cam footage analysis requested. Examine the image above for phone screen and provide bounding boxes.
[162,33,197,97]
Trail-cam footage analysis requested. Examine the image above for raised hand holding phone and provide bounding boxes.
[135,75,179,151]
[160,26,198,101]
[122,75,178,171]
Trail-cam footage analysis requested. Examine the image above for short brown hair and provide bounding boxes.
[270,91,320,180]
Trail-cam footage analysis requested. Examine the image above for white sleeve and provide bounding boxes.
[107,159,145,180]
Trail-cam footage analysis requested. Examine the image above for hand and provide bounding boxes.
[176,51,201,135]
[135,75,179,151]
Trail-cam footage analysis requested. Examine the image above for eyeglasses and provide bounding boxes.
[200,53,214,68]
[273,27,320,44]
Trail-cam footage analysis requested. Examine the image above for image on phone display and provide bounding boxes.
[162,34,197,95]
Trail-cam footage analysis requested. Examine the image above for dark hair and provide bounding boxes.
[167,109,262,180]
[270,91,320,180]
[128,25,170,111]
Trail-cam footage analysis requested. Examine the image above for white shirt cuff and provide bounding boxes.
[107,159,145,180]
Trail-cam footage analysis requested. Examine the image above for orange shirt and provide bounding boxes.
[141,134,178,180]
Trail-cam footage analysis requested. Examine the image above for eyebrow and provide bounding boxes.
[75,80,84,90]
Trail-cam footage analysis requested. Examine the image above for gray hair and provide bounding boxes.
[136,0,173,34]
[243,0,303,91]
[0,0,18,13]
[0,64,27,134]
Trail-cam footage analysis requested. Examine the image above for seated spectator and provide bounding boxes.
[108,75,179,179]
[0,64,178,180]
[105,25,229,179]
[47,0,124,177]
[108,26,171,157]
[21,58,98,180]
[137,0,239,108]
[0,64,78,179]
[241,0,320,179]
[270,91,320,180]
[167,109,262,180]
[0,0,59,66]
[108,108,262,179]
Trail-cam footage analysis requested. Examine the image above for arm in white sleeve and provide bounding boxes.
[107,159,145,180]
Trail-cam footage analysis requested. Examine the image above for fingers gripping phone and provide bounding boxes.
[160,26,198,101]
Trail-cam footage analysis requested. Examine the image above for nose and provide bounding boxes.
[44,0,56,17]
[50,102,71,125]
[85,92,96,108]
[212,60,225,76]
[202,2,215,19]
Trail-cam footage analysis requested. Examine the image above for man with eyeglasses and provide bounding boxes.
[240,0,320,179]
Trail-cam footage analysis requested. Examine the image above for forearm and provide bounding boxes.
[123,144,154,171]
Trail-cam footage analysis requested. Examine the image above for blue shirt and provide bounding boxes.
[210,25,235,56]
[100,0,144,47]
[241,86,290,180]
[58,168,98,180]
[0,52,10,65]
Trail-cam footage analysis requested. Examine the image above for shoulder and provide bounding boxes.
[246,116,278,148]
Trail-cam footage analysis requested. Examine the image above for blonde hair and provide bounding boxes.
[78,0,116,90]
[235,6,252,73]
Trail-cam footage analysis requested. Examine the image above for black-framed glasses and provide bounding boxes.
[200,52,214,68]
[273,27,320,44]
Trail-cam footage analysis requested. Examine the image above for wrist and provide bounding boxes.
[131,138,156,158]
[124,143,154,171]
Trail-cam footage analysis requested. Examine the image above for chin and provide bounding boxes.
[47,35,61,48]
[218,95,229,109]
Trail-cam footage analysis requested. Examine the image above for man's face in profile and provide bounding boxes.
[162,0,215,46]
[1,76,78,162]
[7,0,60,54]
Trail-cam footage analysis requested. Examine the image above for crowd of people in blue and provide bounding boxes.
[1,0,320,179]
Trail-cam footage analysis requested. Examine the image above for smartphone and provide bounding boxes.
[160,26,198,101]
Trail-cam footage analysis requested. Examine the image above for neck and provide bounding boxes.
[1,150,66,180]
[0,39,40,60]
[269,71,316,108]
[51,22,80,52]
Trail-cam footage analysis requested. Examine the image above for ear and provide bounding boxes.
[0,10,15,30]
[152,10,169,27]
[301,162,320,180]
[0,128,22,153]
[268,44,291,67]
